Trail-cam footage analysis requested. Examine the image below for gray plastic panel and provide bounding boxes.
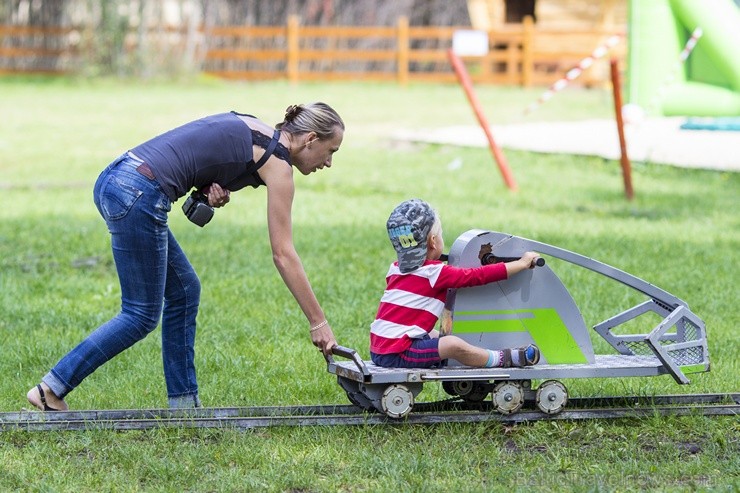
[447,230,595,364]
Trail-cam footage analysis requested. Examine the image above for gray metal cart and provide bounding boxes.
[327,230,709,419]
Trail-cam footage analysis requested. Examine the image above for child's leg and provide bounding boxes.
[438,336,495,367]
[438,336,540,368]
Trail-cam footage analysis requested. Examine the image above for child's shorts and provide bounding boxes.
[371,336,443,368]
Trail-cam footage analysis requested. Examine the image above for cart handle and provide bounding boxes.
[481,253,545,267]
[325,345,371,378]
[438,253,545,267]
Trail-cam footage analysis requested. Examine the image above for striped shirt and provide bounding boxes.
[370,259,508,354]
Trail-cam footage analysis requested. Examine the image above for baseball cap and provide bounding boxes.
[386,199,436,273]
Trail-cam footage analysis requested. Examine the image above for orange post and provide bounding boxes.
[610,58,634,200]
[447,48,518,191]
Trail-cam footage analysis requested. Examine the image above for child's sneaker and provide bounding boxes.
[522,344,540,365]
[503,344,540,367]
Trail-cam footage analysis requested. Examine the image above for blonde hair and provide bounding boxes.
[276,102,344,140]
[429,211,442,239]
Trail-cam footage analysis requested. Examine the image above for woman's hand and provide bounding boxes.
[203,183,230,208]
[311,323,337,357]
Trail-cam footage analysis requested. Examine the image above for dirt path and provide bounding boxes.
[395,117,740,172]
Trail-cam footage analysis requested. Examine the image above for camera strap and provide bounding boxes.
[254,130,281,168]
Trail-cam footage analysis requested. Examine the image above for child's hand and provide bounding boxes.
[440,309,453,336]
[505,251,541,277]
[520,251,540,269]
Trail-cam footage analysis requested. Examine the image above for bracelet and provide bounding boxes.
[310,320,328,332]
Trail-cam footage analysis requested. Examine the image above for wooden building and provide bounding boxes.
[466,0,627,86]
[466,0,627,31]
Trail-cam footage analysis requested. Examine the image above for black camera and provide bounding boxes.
[182,190,214,227]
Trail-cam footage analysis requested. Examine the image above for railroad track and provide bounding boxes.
[1,393,737,432]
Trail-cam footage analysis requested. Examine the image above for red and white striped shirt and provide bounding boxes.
[370,259,508,354]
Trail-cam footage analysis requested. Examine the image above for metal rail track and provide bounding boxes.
[2,393,737,432]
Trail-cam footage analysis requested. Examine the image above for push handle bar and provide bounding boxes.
[480,253,545,267]
[325,345,371,377]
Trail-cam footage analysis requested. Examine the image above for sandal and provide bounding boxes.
[33,384,62,411]
[524,344,541,365]
[503,344,541,367]
[516,344,540,366]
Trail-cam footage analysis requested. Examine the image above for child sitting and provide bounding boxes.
[370,199,540,369]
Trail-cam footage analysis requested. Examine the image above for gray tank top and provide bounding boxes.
[130,111,288,201]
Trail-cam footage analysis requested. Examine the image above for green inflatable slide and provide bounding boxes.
[628,0,740,116]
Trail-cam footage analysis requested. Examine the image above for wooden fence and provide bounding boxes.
[0,25,81,74]
[0,15,625,86]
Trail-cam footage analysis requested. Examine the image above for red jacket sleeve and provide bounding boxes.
[433,263,508,289]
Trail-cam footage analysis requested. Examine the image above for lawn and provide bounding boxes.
[0,76,737,492]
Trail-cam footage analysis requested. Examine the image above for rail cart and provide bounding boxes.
[327,229,709,419]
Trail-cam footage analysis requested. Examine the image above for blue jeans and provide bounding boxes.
[43,154,202,408]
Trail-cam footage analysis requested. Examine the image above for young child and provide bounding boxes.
[370,199,541,369]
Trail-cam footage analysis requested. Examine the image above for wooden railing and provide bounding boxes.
[0,24,81,74]
[0,16,625,86]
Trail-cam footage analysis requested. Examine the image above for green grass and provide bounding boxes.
[0,76,738,492]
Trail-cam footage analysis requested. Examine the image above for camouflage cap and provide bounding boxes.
[386,199,436,273]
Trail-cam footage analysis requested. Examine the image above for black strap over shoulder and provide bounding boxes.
[254,129,281,168]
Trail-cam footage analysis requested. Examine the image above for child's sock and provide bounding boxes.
[485,349,504,368]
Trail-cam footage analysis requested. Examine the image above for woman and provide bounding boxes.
[27,103,344,410]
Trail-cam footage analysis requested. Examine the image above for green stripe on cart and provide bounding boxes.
[453,308,588,364]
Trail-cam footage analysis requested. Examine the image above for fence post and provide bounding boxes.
[287,15,300,83]
[522,15,534,87]
[479,31,492,82]
[506,41,518,84]
[397,16,409,86]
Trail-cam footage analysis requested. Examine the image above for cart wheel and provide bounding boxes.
[381,384,414,419]
[337,377,374,411]
[442,380,458,396]
[346,391,374,411]
[492,381,524,414]
[445,380,491,402]
[535,380,568,415]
